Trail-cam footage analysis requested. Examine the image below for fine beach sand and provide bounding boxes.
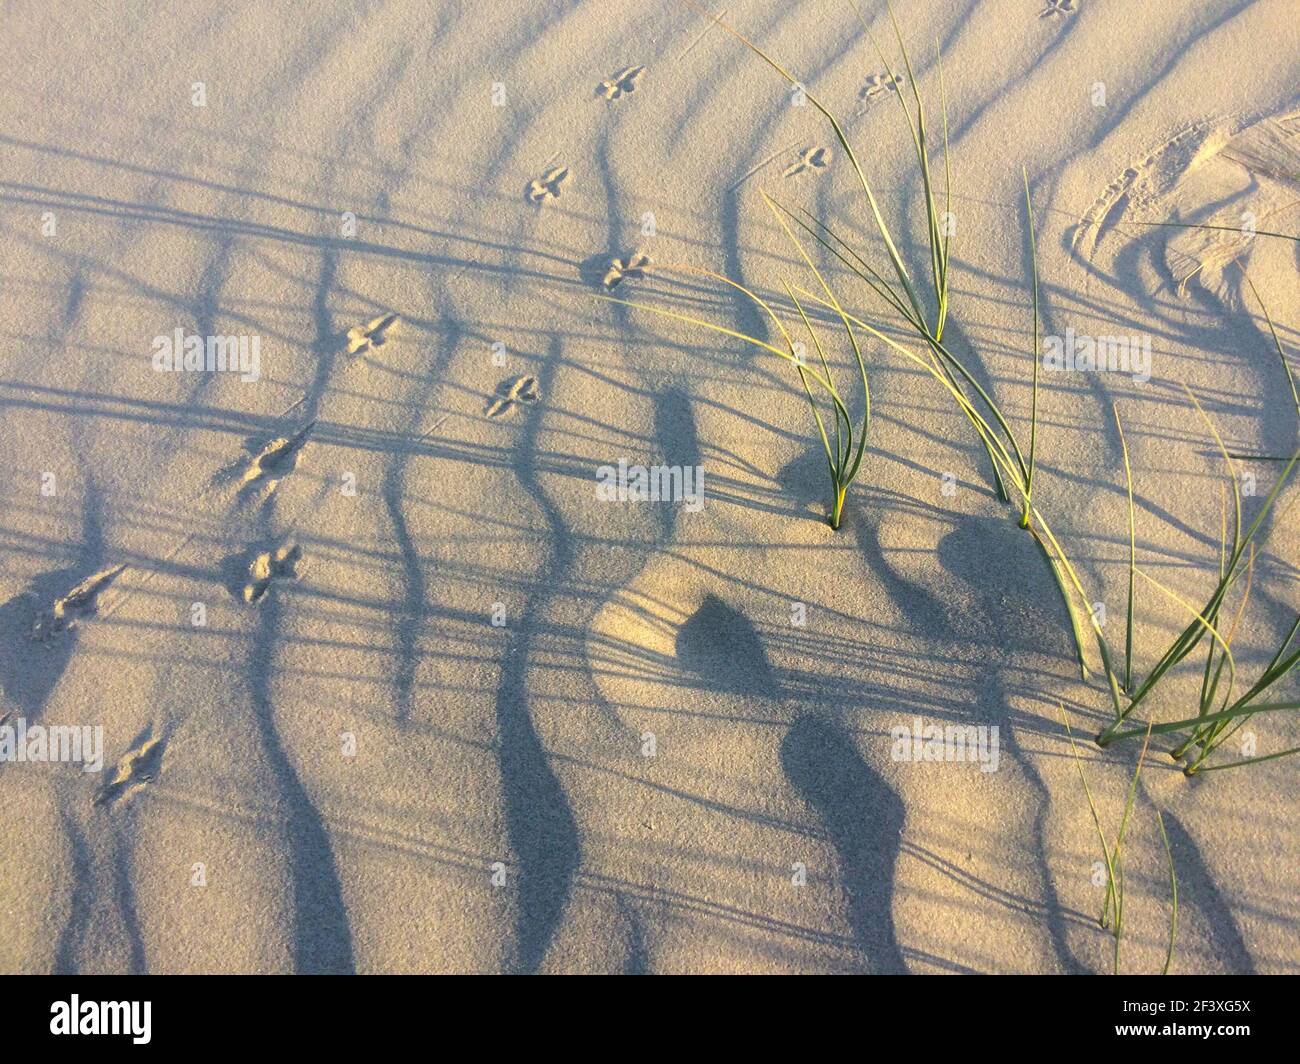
[1,0,1297,974]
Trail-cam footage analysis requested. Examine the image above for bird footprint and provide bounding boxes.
[345,312,400,356]
[526,166,570,205]
[243,420,315,491]
[602,250,654,290]
[859,72,902,100]
[1040,0,1076,17]
[784,147,832,178]
[597,66,645,100]
[31,564,128,643]
[97,729,168,808]
[243,544,303,604]
[486,375,542,418]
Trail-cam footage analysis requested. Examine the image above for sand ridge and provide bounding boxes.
[0,0,1297,974]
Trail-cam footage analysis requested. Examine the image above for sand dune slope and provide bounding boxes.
[1,0,1297,973]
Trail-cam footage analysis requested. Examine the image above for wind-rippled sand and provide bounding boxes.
[0,0,1297,973]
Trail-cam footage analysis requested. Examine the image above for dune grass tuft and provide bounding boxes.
[609,2,1300,775]
[1095,363,1300,772]
[1062,707,1177,974]
[1104,223,1300,772]
[616,0,1116,683]
[602,249,870,529]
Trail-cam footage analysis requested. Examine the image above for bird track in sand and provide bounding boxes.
[31,565,129,644]
[597,66,644,100]
[1040,0,1076,17]
[97,729,168,808]
[344,312,400,357]
[602,251,654,290]
[485,375,542,418]
[242,420,317,493]
[784,146,831,178]
[859,72,901,100]
[525,166,571,204]
[243,544,304,605]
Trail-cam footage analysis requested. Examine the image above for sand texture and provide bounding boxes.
[1,0,1298,974]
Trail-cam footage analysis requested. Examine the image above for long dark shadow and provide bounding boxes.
[1161,810,1255,975]
[495,333,581,974]
[780,713,908,974]
[247,590,355,974]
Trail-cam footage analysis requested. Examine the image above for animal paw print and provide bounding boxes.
[243,544,303,604]
[859,72,902,100]
[784,147,832,178]
[602,250,654,290]
[526,166,570,205]
[597,66,644,100]
[485,375,541,418]
[345,312,399,356]
[31,565,127,643]
[1040,0,1076,17]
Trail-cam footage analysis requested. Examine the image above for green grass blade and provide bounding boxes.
[779,202,918,327]
[1103,700,1300,744]
[1023,169,1040,529]
[1059,703,1119,970]
[1183,384,1241,556]
[786,283,850,476]
[762,193,872,488]
[685,1,929,328]
[1114,405,1137,693]
[1129,219,1299,244]
[1104,722,1153,950]
[1031,530,1092,682]
[935,38,952,338]
[1155,809,1177,975]
[1119,444,1300,722]
[598,276,835,395]
[1032,511,1125,701]
[1192,744,1300,773]
[1239,269,1299,424]
[1133,567,1237,685]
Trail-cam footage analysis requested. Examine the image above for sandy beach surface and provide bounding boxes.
[1,0,1297,974]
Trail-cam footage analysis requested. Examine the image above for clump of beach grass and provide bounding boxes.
[1088,217,1300,772]
[602,234,871,531]
[611,0,1114,684]
[1091,265,1300,772]
[1062,707,1177,975]
[621,3,1300,774]
[1095,395,1300,773]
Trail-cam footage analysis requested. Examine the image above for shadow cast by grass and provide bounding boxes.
[780,713,907,974]
[676,594,780,699]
